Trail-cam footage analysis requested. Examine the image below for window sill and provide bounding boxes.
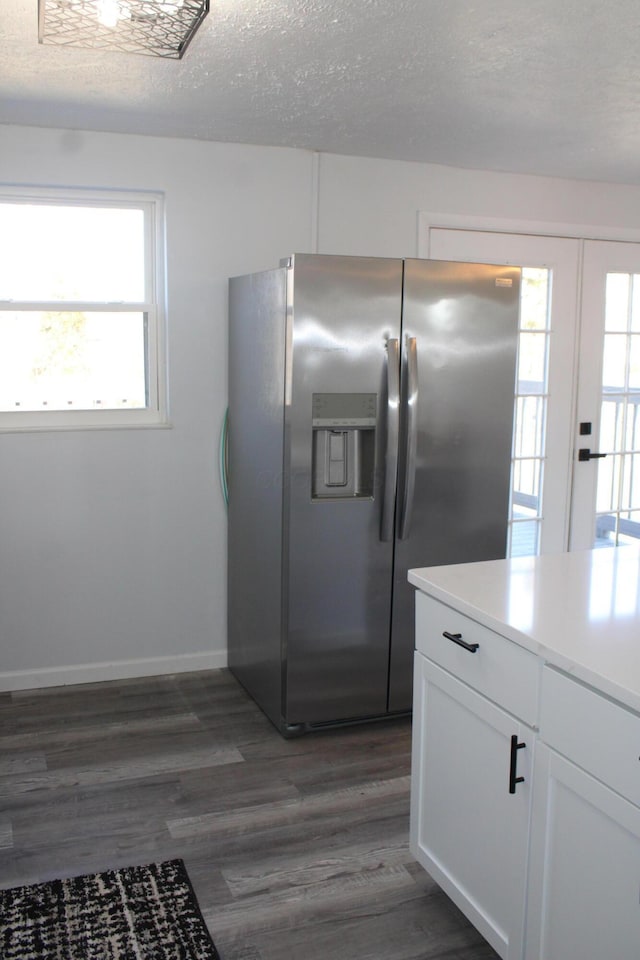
[0,413,172,433]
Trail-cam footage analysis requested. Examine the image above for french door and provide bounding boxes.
[571,241,640,550]
[428,229,640,556]
[428,229,579,556]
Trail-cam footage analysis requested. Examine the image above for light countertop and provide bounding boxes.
[409,547,640,714]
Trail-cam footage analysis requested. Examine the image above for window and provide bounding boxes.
[0,187,166,430]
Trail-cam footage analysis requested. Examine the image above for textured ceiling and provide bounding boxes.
[3,0,640,184]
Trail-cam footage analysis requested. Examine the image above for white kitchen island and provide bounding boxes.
[408,547,640,960]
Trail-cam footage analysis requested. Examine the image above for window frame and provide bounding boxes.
[0,185,168,432]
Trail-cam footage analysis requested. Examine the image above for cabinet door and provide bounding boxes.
[526,743,640,960]
[410,654,533,960]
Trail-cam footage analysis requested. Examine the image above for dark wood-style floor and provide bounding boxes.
[0,669,498,960]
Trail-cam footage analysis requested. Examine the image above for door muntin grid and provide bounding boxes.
[594,272,640,547]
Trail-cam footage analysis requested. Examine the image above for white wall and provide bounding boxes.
[0,125,314,689]
[2,123,640,690]
[316,153,640,255]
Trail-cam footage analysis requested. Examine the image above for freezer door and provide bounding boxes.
[284,254,403,726]
[388,259,520,712]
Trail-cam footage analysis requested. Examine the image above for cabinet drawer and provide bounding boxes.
[415,592,539,725]
[541,666,640,807]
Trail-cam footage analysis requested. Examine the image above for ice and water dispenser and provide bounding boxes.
[311,393,377,500]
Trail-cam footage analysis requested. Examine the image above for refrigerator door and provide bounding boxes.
[284,254,403,727]
[227,268,288,730]
[388,259,520,712]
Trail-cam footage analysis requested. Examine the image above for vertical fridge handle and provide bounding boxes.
[399,336,418,540]
[381,337,400,542]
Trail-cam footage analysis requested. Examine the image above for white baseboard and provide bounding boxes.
[0,650,228,692]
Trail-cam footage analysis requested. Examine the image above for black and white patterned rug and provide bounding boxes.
[0,859,221,959]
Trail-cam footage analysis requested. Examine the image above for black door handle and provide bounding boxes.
[578,448,607,462]
[442,630,479,653]
[509,734,526,794]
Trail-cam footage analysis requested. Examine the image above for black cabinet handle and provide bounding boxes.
[442,630,479,653]
[509,734,526,794]
[578,448,607,462]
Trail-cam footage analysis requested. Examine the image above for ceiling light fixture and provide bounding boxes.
[38,0,210,59]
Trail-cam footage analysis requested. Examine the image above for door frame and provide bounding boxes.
[417,212,640,252]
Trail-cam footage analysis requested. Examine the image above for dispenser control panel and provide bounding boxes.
[311,393,377,500]
[312,392,377,429]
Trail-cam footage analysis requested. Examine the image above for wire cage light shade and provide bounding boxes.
[38,0,210,59]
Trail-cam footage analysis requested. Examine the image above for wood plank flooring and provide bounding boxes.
[0,669,498,960]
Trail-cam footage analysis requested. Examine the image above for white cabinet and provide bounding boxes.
[410,593,539,960]
[526,744,640,960]
[525,667,640,960]
[409,549,640,960]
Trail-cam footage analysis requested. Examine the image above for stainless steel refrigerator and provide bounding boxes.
[227,254,520,734]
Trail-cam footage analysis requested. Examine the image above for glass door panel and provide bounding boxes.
[596,274,640,546]
[510,268,550,557]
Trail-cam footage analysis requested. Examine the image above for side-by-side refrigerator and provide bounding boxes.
[227,254,520,734]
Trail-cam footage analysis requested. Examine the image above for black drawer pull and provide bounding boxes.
[509,734,526,794]
[442,630,479,653]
